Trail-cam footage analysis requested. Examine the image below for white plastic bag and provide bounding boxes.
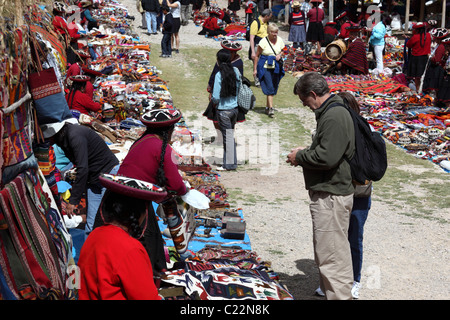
[181,189,210,209]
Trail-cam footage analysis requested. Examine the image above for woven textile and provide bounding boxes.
[0,171,70,299]
[341,38,369,74]
[162,248,294,300]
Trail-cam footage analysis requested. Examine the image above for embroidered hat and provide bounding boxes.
[441,36,450,44]
[76,50,90,59]
[41,118,78,138]
[53,2,67,13]
[80,0,93,7]
[292,1,301,8]
[346,25,363,32]
[99,173,168,202]
[82,67,103,77]
[221,40,242,51]
[413,22,426,29]
[140,108,182,128]
[69,75,90,82]
[336,11,348,20]
[433,28,449,39]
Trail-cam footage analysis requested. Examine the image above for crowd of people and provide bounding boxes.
[29,0,448,301]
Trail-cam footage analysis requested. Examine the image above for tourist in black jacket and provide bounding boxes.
[142,0,160,34]
[42,120,119,239]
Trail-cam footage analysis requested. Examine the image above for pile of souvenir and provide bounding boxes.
[282,33,450,172]
[325,74,450,171]
[0,0,293,300]
[193,4,246,41]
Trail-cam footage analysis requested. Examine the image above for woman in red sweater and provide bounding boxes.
[198,8,227,37]
[66,75,102,116]
[405,22,432,90]
[423,28,448,93]
[117,108,189,272]
[306,0,325,53]
[78,174,164,300]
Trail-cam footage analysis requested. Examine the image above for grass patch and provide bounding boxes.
[150,41,450,223]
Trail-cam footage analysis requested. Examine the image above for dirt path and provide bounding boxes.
[122,0,449,300]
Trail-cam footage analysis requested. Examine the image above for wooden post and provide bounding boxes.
[442,0,447,28]
[329,0,334,22]
[405,0,410,31]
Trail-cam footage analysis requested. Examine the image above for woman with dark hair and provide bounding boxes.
[115,108,188,272]
[198,8,227,37]
[65,75,102,116]
[405,22,432,90]
[78,176,163,300]
[211,49,241,171]
[306,0,325,53]
[204,41,245,143]
[423,29,449,95]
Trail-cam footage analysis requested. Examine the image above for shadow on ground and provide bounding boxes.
[278,259,324,300]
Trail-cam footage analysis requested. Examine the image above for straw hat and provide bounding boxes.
[292,1,301,8]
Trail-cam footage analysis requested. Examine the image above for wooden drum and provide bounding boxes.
[325,39,347,61]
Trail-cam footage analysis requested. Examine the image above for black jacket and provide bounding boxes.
[163,13,174,34]
[55,123,119,204]
[141,0,160,12]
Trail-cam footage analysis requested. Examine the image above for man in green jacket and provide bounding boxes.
[287,72,355,300]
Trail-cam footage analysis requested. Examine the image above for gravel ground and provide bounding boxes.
[120,0,449,300]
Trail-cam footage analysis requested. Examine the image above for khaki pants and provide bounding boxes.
[309,190,354,300]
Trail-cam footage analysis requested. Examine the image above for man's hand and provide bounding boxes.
[286,146,305,166]
[65,203,77,218]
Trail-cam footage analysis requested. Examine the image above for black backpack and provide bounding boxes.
[328,102,388,184]
[245,18,260,41]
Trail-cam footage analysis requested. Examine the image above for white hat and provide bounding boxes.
[41,118,78,138]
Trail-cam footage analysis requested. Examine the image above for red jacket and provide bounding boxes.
[66,90,101,114]
[203,16,221,30]
[78,225,161,300]
[118,134,187,197]
[406,32,431,56]
[52,16,68,35]
[307,7,324,23]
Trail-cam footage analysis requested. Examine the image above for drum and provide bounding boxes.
[325,39,347,61]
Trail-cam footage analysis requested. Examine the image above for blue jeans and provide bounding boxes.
[85,164,120,239]
[145,11,158,33]
[348,196,371,282]
[218,108,238,170]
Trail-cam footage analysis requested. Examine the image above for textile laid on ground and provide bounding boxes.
[0,0,294,300]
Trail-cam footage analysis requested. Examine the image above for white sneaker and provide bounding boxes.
[216,166,226,171]
[351,281,361,299]
[315,286,325,297]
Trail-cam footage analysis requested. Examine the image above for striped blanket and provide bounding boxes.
[341,38,369,75]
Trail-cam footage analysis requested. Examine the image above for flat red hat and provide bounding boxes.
[69,75,90,82]
[99,173,168,202]
[221,40,242,51]
[140,108,182,128]
[82,67,102,77]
